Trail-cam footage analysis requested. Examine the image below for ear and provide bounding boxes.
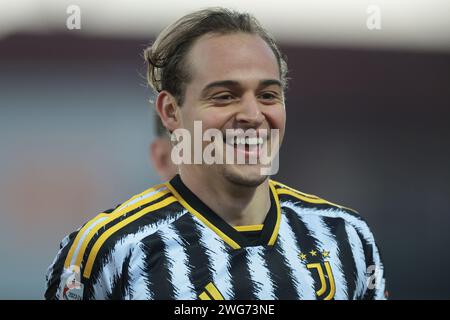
[155,90,181,133]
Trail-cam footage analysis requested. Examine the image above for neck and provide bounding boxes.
[179,167,271,226]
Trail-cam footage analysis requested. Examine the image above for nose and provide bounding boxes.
[235,93,264,127]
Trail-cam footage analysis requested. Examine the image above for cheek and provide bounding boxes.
[199,109,231,131]
[264,106,286,132]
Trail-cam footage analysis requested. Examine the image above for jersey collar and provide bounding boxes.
[166,174,281,249]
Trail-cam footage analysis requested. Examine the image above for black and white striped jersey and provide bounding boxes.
[45,174,386,300]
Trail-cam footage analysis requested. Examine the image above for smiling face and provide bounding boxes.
[168,32,286,187]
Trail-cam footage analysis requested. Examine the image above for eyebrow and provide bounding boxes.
[258,79,283,89]
[200,79,283,96]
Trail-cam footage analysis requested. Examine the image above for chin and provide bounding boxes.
[222,164,268,187]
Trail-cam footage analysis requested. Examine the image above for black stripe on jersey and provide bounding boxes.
[355,228,374,268]
[323,216,357,300]
[227,247,255,300]
[45,230,79,300]
[282,206,322,262]
[169,174,278,248]
[107,248,133,300]
[104,207,117,214]
[80,192,175,276]
[354,227,376,300]
[238,230,263,244]
[140,230,175,299]
[172,214,214,297]
[259,190,278,245]
[264,243,299,299]
[85,201,185,294]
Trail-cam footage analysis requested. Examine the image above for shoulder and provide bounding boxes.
[269,179,373,235]
[270,179,358,215]
[56,182,187,288]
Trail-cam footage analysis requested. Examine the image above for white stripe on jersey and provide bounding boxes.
[245,246,276,299]
[277,213,316,299]
[193,218,234,300]
[125,243,152,300]
[68,216,109,267]
[284,202,348,299]
[91,210,187,299]
[92,263,114,299]
[159,223,197,300]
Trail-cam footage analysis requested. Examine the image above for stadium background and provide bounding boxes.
[0,0,449,299]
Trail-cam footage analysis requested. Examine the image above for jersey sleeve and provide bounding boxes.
[45,228,119,300]
[44,205,139,300]
[44,229,80,300]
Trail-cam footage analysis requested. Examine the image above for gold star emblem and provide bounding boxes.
[322,250,330,258]
[309,250,317,257]
[299,253,307,261]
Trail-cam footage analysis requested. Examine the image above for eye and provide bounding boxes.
[211,93,236,104]
[258,91,279,102]
[214,94,233,100]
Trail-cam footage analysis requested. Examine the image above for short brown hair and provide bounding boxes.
[144,7,288,105]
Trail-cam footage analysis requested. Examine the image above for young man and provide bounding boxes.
[45,8,386,300]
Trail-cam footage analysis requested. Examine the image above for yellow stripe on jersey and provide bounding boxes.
[268,181,281,246]
[198,292,211,300]
[165,182,242,250]
[64,212,109,271]
[273,183,357,213]
[73,186,170,269]
[270,179,319,199]
[205,282,224,300]
[83,195,178,278]
[234,224,263,232]
[64,183,168,270]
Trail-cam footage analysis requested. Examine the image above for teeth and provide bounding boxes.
[229,137,265,145]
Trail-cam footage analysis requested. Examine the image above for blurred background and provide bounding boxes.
[0,0,449,299]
